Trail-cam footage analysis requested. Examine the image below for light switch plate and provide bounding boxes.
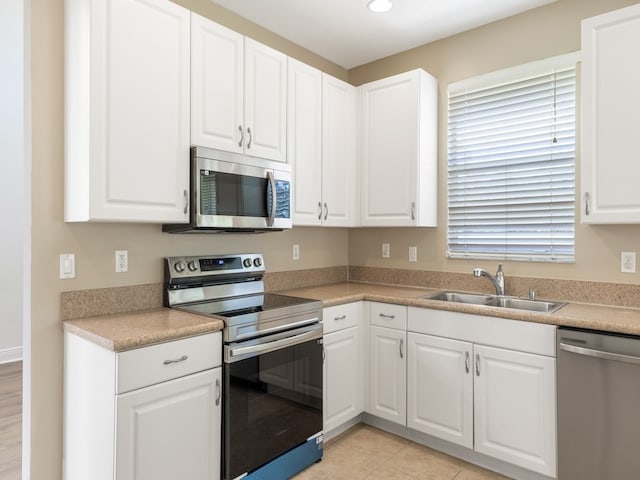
[60,253,75,279]
[409,246,417,262]
[293,244,300,260]
[382,243,390,258]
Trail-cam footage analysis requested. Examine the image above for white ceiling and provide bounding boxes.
[211,0,557,69]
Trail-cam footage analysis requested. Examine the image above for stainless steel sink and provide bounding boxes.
[424,292,495,305]
[422,291,566,314]
[488,297,566,313]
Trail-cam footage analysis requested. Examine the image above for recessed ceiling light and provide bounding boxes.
[367,0,392,13]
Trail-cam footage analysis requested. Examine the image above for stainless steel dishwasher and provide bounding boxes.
[557,327,640,479]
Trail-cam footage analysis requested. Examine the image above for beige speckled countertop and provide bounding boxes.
[63,308,224,352]
[64,280,640,352]
[281,282,640,337]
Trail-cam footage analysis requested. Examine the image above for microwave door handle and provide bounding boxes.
[266,170,276,227]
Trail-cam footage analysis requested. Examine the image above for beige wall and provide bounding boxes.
[348,0,640,285]
[29,1,347,477]
[28,0,640,478]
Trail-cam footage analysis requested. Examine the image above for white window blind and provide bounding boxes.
[447,59,576,262]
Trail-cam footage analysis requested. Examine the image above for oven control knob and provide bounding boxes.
[174,261,185,273]
[187,261,198,272]
[243,258,252,268]
[253,257,262,267]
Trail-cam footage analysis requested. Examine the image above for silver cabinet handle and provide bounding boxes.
[322,346,326,363]
[324,202,328,221]
[183,189,188,215]
[584,192,590,216]
[334,315,347,321]
[215,378,221,406]
[465,351,470,373]
[399,338,404,359]
[266,170,276,227]
[247,127,252,149]
[238,125,243,147]
[317,201,322,220]
[163,355,188,365]
[560,342,640,365]
[475,353,480,376]
[379,313,396,320]
[411,202,416,221]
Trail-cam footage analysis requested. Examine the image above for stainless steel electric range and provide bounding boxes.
[164,253,324,480]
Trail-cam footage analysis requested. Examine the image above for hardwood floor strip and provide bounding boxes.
[0,361,22,480]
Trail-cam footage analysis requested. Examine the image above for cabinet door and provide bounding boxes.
[115,368,221,480]
[191,13,244,154]
[581,4,640,223]
[407,333,473,448]
[66,0,191,223]
[360,69,437,227]
[288,59,322,225]
[324,326,364,433]
[368,325,406,425]
[322,74,358,227]
[244,38,287,162]
[474,345,556,477]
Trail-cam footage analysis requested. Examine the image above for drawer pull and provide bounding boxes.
[334,315,347,321]
[163,355,188,365]
[379,313,396,320]
[215,378,221,406]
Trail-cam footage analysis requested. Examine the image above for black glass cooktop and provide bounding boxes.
[178,293,316,318]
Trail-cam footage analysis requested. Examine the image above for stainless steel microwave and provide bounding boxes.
[163,147,292,233]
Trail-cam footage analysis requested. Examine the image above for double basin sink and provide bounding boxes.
[422,291,566,314]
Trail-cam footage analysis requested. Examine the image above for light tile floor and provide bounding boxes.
[293,425,510,480]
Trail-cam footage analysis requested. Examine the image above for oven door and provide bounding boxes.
[223,323,323,480]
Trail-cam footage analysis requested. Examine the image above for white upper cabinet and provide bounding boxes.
[288,61,358,227]
[244,38,288,161]
[288,59,323,224]
[322,74,358,227]
[65,0,191,223]
[359,69,438,227]
[191,13,244,155]
[191,14,287,162]
[581,4,640,223]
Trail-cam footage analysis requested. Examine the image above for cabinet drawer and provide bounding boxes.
[369,302,407,330]
[116,332,221,393]
[323,302,362,334]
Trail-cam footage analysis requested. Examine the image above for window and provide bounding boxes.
[447,54,577,262]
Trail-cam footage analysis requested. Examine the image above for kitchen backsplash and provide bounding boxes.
[61,265,640,320]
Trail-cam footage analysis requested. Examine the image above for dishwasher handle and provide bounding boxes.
[560,342,640,366]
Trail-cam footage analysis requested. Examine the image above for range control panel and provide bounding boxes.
[165,253,265,281]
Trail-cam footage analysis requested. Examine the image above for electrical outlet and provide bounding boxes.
[293,244,300,261]
[621,251,636,273]
[382,243,390,258]
[409,246,417,262]
[115,250,128,273]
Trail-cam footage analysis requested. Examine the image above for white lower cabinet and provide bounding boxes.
[407,333,473,448]
[473,344,556,476]
[323,303,364,433]
[367,302,408,425]
[407,308,557,478]
[115,369,221,480]
[64,331,222,480]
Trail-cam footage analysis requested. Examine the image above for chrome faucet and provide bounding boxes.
[473,264,505,296]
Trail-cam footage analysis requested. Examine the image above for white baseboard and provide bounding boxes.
[0,346,23,364]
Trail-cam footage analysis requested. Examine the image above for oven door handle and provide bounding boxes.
[226,324,322,362]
